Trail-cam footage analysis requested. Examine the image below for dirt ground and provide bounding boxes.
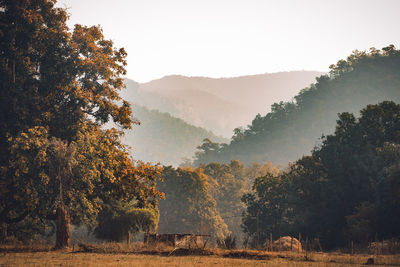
[1,251,399,267]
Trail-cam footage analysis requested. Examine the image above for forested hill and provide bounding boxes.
[122,71,323,137]
[123,105,228,166]
[194,46,400,165]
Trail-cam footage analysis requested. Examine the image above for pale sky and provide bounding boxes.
[56,0,400,83]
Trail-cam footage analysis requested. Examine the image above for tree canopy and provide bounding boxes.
[94,200,159,243]
[157,166,230,241]
[200,160,280,244]
[0,0,162,246]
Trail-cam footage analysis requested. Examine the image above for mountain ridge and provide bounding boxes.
[124,70,324,137]
[123,105,227,166]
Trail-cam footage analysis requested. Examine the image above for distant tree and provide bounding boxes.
[244,162,281,191]
[241,172,289,247]
[194,138,222,165]
[197,160,281,246]
[157,166,229,241]
[284,155,332,244]
[94,200,159,243]
[200,161,245,243]
[196,138,221,154]
[232,127,245,142]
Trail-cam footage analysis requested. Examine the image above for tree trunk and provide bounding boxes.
[0,223,7,243]
[55,204,70,249]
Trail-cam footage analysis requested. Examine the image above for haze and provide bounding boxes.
[56,0,400,83]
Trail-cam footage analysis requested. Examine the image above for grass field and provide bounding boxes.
[1,245,399,267]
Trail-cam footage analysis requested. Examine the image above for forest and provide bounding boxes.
[194,46,400,165]
[1,0,399,259]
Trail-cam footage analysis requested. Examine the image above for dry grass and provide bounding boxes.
[0,242,53,253]
[0,244,399,266]
[76,242,173,254]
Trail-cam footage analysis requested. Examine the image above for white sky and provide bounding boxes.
[56,0,400,83]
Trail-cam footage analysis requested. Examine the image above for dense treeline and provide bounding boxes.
[242,102,400,249]
[134,99,400,249]
[194,46,400,165]
[124,105,227,166]
[157,162,279,243]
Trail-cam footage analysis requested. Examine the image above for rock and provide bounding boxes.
[271,236,302,252]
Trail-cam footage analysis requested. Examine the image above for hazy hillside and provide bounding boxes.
[123,71,323,137]
[123,105,227,166]
[121,79,180,118]
[194,46,400,165]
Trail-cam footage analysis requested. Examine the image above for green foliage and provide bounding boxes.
[94,201,159,242]
[201,161,246,243]
[6,215,52,242]
[195,139,224,165]
[199,160,279,244]
[241,172,289,245]
[157,166,230,241]
[242,101,400,249]
[308,102,400,246]
[194,46,400,165]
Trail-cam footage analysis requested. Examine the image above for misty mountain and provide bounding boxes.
[122,71,324,137]
[123,105,227,166]
[193,46,400,165]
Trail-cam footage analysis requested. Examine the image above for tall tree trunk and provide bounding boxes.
[55,203,70,249]
[0,223,7,243]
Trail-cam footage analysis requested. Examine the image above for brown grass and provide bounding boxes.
[76,242,173,254]
[0,243,399,266]
[0,243,53,253]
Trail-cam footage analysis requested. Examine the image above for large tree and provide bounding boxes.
[94,200,159,243]
[0,0,162,247]
[157,166,229,241]
[241,172,289,247]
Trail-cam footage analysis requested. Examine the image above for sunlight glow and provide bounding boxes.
[56,0,400,82]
